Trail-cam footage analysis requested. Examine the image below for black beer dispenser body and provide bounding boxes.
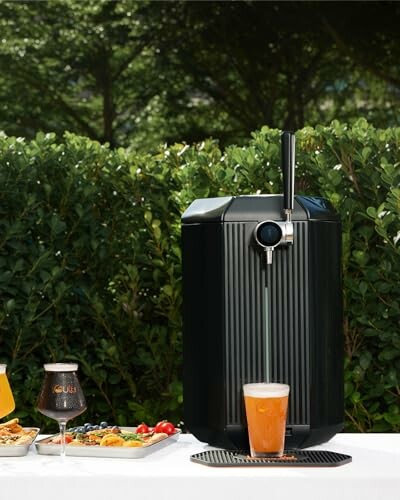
[181,191,344,449]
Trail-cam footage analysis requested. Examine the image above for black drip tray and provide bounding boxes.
[190,449,352,467]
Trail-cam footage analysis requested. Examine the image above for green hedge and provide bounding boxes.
[0,132,184,430]
[1,120,399,432]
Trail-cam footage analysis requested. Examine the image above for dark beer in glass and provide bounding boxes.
[38,363,87,457]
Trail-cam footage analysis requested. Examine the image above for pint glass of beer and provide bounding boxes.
[243,382,290,458]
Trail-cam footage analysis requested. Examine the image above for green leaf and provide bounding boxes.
[5,299,16,312]
[359,281,368,296]
[344,382,354,398]
[359,352,372,370]
[361,147,371,161]
[383,413,400,425]
[163,284,173,297]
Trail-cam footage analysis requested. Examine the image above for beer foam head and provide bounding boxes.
[243,383,289,398]
[44,363,78,372]
[0,364,6,374]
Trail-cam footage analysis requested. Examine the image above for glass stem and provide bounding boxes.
[59,421,67,458]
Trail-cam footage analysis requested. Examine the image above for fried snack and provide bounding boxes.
[99,434,125,447]
[88,433,102,443]
[0,418,19,428]
[0,418,23,434]
[144,432,168,446]
[12,434,32,445]
[0,418,37,446]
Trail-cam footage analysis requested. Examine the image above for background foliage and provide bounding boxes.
[0,1,399,150]
[1,120,399,432]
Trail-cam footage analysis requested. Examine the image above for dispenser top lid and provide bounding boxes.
[181,194,340,223]
[182,132,339,224]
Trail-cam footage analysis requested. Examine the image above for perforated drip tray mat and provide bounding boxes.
[190,449,352,467]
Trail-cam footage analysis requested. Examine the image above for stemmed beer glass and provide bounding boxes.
[37,363,87,457]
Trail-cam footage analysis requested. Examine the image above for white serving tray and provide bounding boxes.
[35,427,181,459]
[0,427,40,457]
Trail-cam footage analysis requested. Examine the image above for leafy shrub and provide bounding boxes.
[0,132,183,430]
[1,120,399,432]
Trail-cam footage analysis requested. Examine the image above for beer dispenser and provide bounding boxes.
[181,131,344,450]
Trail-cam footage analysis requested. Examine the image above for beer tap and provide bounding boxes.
[254,131,295,265]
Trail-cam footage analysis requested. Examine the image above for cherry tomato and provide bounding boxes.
[154,420,175,435]
[136,423,150,434]
[154,420,166,433]
[160,421,176,435]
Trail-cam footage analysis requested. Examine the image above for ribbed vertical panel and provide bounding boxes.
[268,222,309,425]
[224,223,266,423]
[224,221,309,426]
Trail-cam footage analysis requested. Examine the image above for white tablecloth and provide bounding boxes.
[1,433,399,500]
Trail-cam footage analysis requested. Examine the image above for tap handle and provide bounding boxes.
[281,131,295,212]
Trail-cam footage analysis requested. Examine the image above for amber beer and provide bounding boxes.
[0,364,15,419]
[243,383,290,457]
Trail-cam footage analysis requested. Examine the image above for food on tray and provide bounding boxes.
[48,420,178,448]
[136,422,151,434]
[68,421,117,433]
[99,434,125,447]
[0,418,38,446]
[135,420,176,436]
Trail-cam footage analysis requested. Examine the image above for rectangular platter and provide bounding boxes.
[0,427,40,457]
[35,427,181,459]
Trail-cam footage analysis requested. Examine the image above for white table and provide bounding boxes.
[1,433,399,500]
